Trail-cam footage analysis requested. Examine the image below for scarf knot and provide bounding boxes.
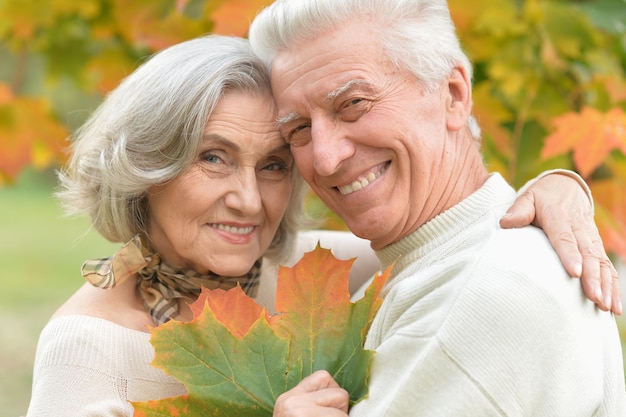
[81,234,261,325]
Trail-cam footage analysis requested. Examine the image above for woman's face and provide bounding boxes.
[147,90,293,276]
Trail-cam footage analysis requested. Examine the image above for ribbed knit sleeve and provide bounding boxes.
[27,315,185,417]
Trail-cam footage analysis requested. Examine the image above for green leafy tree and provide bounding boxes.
[1,0,624,260]
[450,0,626,259]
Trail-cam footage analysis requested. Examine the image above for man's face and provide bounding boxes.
[271,20,461,249]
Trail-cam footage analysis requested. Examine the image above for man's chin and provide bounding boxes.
[345,219,387,245]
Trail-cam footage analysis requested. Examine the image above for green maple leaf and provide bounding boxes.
[132,244,392,417]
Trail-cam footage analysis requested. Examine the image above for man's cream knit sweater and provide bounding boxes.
[351,173,625,416]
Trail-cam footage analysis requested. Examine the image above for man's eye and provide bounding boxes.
[341,97,370,121]
[287,124,311,147]
[292,124,310,134]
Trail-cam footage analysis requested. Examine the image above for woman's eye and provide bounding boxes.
[259,157,292,180]
[263,156,291,172]
[264,162,287,171]
[202,152,223,164]
[197,150,231,175]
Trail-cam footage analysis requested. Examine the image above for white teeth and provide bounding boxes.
[338,167,385,196]
[212,224,254,234]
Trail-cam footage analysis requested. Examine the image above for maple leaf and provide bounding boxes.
[111,0,211,51]
[210,0,274,37]
[541,106,626,177]
[0,83,69,182]
[132,244,392,417]
[590,178,626,261]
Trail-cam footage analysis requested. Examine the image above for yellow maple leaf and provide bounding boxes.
[541,107,626,177]
[0,94,69,180]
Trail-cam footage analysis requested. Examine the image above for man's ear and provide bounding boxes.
[446,66,472,132]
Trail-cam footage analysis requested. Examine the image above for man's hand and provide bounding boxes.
[500,173,621,315]
[273,370,349,417]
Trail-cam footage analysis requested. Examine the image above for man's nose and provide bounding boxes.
[310,118,355,176]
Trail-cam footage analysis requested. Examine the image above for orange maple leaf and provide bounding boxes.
[0,84,13,104]
[211,0,274,36]
[133,245,393,416]
[590,178,626,261]
[541,107,626,178]
[191,286,270,339]
[0,84,69,181]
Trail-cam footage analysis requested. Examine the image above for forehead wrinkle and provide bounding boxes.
[324,79,372,102]
[202,134,289,162]
[202,134,240,152]
[268,142,291,155]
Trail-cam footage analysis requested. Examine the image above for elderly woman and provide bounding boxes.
[26,35,617,416]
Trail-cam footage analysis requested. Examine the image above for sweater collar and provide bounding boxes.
[375,173,514,276]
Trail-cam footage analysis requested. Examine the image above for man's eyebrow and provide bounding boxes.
[277,112,301,127]
[276,80,373,127]
[324,79,372,102]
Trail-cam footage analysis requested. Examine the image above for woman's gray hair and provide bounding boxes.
[249,0,481,141]
[57,35,309,263]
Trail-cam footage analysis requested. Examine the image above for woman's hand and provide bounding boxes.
[274,370,349,417]
[500,172,621,315]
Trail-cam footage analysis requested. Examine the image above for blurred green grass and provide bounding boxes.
[1,168,625,417]
[0,168,118,417]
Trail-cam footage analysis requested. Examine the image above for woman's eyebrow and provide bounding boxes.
[202,134,290,155]
[268,142,291,154]
[202,134,240,152]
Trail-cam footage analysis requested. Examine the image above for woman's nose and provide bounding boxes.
[224,168,262,216]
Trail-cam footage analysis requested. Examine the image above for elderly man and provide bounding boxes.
[248,0,626,415]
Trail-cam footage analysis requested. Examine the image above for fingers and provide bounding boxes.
[542,220,585,280]
[594,256,621,315]
[575,224,608,311]
[571,219,625,314]
[274,371,349,417]
[502,174,588,278]
[525,198,587,281]
[608,260,622,315]
[499,190,536,229]
[275,390,349,417]
[539,214,622,314]
[501,174,623,314]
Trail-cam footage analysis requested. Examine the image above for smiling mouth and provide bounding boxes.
[210,224,255,235]
[337,162,389,196]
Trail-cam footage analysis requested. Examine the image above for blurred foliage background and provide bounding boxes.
[0,0,625,416]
